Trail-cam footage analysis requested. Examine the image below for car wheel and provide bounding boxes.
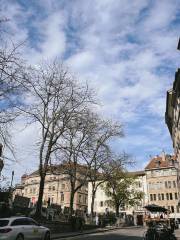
[16,234,24,240]
[44,231,50,240]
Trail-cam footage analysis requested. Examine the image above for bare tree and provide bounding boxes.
[20,61,94,217]
[56,110,98,217]
[0,17,26,156]
[83,117,123,217]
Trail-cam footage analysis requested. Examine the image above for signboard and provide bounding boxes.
[13,195,30,208]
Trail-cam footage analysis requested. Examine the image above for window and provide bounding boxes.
[52,186,55,191]
[150,194,153,201]
[61,193,64,202]
[79,195,82,203]
[0,220,9,227]
[154,170,160,176]
[172,169,177,176]
[169,193,173,200]
[48,186,51,191]
[11,218,29,226]
[151,171,155,177]
[171,206,174,213]
[158,194,161,201]
[165,181,168,188]
[164,169,170,176]
[29,188,32,194]
[100,201,103,207]
[175,193,178,200]
[168,181,171,188]
[33,188,36,194]
[177,206,179,213]
[62,184,65,189]
[166,193,169,200]
[28,219,38,226]
[161,194,164,200]
[153,194,156,201]
[173,181,176,188]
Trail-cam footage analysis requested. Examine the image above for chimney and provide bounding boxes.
[161,151,166,161]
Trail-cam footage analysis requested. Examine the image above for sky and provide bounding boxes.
[1,0,180,184]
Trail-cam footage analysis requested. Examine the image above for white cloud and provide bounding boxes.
[142,1,178,32]
[1,0,178,181]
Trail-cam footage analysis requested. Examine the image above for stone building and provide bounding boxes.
[165,39,180,163]
[125,171,148,225]
[88,171,147,218]
[145,153,180,214]
[13,165,88,212]
[88,181,114,215]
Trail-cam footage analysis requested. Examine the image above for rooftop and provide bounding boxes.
[145,154,177,170]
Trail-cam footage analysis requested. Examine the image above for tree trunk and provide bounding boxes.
[115,204,120,217]
[91,188,96,222]
[69,190,75,218]
[35,173,45,218]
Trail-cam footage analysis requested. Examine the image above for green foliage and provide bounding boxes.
[103,170,144,216]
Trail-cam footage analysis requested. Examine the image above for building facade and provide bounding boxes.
[13,166,88,212]
[88,171,148,216]
[145,153,180,214]
[166,68,180,163]
[88,181,113,215]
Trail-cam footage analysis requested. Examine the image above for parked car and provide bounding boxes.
[0,216,50,240]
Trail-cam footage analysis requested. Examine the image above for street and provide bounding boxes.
[56,227,146,240]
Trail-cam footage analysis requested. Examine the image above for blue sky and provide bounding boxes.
[1,0,180,183]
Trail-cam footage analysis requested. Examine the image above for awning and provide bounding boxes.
[144,204,168,213]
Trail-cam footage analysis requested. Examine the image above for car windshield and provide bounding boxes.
[0,220,9,227]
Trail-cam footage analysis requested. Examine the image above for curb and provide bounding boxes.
[51,226,143,239]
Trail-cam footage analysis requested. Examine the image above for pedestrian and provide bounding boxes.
[70,214,76,231]
[95,215,99,226]
[79,216,85,232]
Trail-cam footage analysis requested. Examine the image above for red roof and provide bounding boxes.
[145,154,177,170]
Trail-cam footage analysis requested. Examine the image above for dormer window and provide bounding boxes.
[155,160,161,168]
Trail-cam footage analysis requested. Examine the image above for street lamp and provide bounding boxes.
[177,38,180,50]
[0,144,4,175]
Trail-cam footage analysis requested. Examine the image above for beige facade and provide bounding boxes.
[88,181,113,214]
[165,68,180,163]
[125,171,148,214]
[14,168,88,212]
[87,171,148,215]
[145,153,180,214]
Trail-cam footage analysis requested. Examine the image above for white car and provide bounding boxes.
[0,217,50,240]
